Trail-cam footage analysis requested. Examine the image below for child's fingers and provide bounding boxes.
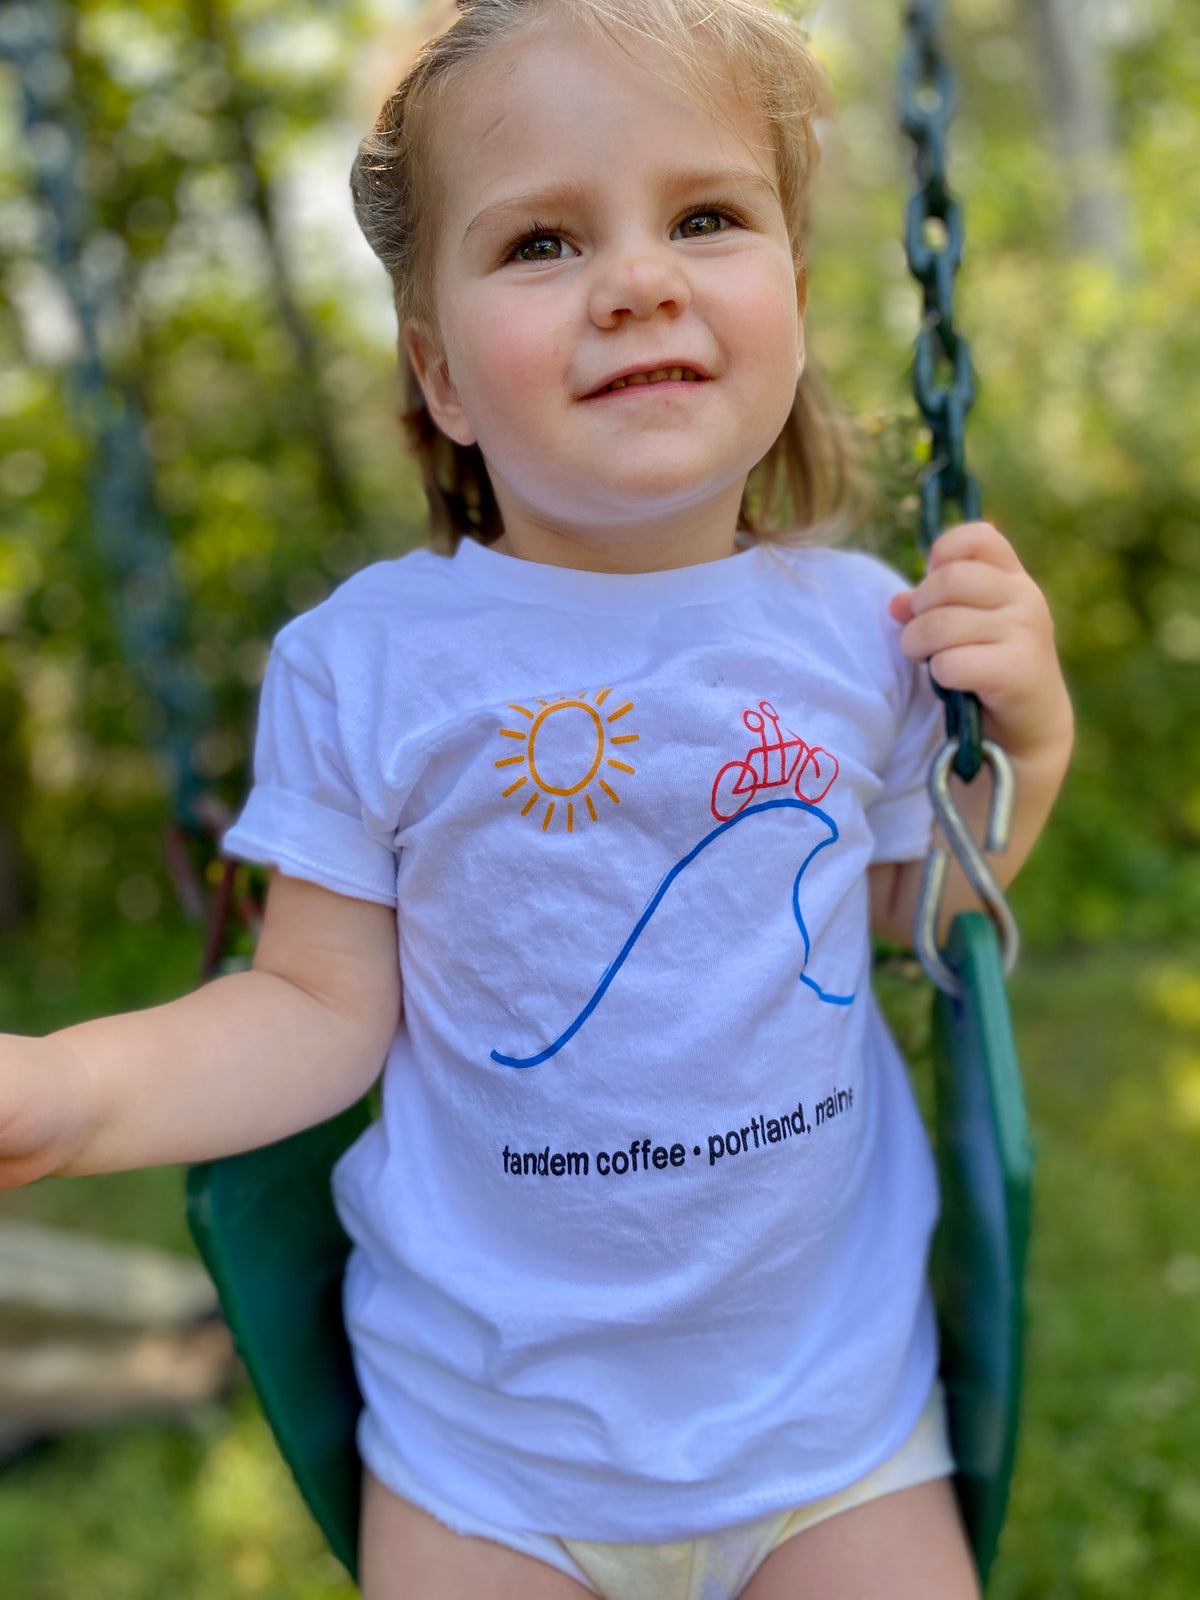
[898,603,1015,662]
[891,527,1031,633]
[926,522,1023,573]
[906,558,1017,616]
[926,641,1019,698]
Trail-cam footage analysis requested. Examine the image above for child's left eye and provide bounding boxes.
[673,210,733,239]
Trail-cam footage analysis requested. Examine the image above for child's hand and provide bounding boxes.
[887,522,1073,764]
[0,1034,96,1189]
[869,520,1073,941]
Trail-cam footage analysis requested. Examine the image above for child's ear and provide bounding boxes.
[403,322,477,448]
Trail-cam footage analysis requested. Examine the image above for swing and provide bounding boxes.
[205,0,1025,1588]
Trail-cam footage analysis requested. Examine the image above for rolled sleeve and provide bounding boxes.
[222,648,397,906]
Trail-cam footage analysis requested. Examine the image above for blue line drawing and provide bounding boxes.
[491,798,854,1070]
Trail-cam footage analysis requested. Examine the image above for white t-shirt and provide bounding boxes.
[223,536,944,1541]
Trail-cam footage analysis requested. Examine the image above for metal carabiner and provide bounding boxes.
[913,736,1020,997]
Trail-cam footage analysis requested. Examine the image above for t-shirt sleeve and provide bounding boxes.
[221,646,397,906]
[864,659,944,866]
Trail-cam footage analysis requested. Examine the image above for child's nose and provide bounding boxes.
[588,245,691,328]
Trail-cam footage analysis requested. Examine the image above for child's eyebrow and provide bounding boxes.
[461,166,780,245]
[463,182,590,244]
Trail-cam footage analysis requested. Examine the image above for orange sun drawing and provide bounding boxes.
[495,687,639,832]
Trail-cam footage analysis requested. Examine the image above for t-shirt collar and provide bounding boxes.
[451,535,763,613]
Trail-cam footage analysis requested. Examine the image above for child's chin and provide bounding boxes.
[502,456,751,532]
[597,464,748,513]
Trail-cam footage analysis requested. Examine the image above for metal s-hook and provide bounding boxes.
[914,737,1020,997]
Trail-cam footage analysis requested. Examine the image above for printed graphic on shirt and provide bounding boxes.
[491,697,852,1071]
[498,1085,857,1182]
[710,700,839,821]
[495,686,639,833]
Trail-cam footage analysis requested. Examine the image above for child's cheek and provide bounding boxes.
[458,294,570,436]
[737,276,803,424]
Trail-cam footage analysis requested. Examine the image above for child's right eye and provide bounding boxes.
[510,231,570,263]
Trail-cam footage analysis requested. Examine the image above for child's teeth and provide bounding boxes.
[605,368,699,391]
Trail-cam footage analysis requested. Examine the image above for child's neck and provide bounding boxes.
[489,485,745,575]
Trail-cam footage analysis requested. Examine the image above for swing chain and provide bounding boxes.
[0,1,214,824]
[1,1,264,969]
[900,0,1022,993]
[898,0,983,784]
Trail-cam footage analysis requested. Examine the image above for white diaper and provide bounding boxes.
[380,1380,956,1600]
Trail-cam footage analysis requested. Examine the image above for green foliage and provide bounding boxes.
[0,1392,355,1599]
[0,0,424,988]
[998,945,1200,1599]
[0,0,1196,967]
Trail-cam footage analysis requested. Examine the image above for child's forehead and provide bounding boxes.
[480,14,757,107]
[425,17,773,198]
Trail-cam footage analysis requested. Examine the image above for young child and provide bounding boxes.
[0,1,1073,1595]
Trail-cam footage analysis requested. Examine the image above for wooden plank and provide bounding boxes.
[0,1323,238,1455]
[0,1221,218,1334]
[0,1222,238,1455]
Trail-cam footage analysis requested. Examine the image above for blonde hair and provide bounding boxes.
[351,0,849,550]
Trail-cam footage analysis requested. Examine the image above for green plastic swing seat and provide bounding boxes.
[186,910,1032,1589]
[928,912,1033,1581]
[187,1098,371,1579]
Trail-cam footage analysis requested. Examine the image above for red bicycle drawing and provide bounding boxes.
[710,700,839,822]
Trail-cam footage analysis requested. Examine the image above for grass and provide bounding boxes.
[2,926,1199,1596]
[990,947,1200,1599]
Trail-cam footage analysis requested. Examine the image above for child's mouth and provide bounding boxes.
[595,367,706,394]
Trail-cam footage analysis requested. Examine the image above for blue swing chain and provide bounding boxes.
[0,3,212,824]
[0,2,260,972]
[898,0,1019,993]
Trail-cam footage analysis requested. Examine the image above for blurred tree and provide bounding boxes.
[1023,0,1128,265]
[0,0,423,999]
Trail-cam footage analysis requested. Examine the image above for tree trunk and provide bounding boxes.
[1024,0,1129,266]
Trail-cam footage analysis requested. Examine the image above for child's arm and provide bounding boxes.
[868,521,1074,947]
[0,873,400,1189]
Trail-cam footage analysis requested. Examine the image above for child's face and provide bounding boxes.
[407,20,804,567]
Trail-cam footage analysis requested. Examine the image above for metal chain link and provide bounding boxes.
[898,0,983,783]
